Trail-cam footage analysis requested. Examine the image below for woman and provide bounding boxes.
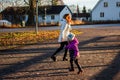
[51,14,72,61]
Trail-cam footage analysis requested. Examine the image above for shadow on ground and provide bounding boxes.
[90,51,120,80]
[0,35,120,80]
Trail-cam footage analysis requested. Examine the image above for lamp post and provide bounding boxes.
[44,7,46,25]
[35,0,39,34]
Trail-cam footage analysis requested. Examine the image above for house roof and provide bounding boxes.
[1,6,29,15]
[1,5,71,15]
[92,0,102,12]
[38,5,67,14]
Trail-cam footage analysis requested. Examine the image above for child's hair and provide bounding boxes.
[68,33,75,41]
[63,14,70,19]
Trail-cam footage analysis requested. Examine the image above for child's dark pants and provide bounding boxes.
[69,50,82,71]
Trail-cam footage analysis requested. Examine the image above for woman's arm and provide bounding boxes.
[61,24,68,41]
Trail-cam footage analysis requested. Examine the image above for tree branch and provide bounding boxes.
[24,0,29,5]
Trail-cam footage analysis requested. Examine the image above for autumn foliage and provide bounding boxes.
[0,30,82,49]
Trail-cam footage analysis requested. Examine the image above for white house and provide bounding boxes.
[37,5,72,25]
[0,5,72,26]
[91,0,120,21]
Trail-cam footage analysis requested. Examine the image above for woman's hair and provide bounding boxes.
[63,14,69,19]
[63,14,71,24]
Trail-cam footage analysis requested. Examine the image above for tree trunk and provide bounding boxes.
[27,0,36,26]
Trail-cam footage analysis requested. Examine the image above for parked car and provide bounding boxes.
[0,20,12,28]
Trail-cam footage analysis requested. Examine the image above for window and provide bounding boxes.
[100,12,104,17]
[119,12,120,17]
[51,15,55,20]
[116,2,120,7]
[104,2,108,7]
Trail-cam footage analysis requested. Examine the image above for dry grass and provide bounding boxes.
[0,30,82,49]
[71,20,86,25]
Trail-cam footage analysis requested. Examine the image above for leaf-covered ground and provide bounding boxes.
[0,27,120,80]
[0,30,82,50]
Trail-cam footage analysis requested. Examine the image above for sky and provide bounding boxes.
[63,0,99,9]
[0,0,100,12]
[0,0,99,9]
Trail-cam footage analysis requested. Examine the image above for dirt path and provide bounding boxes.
[0,27,120,80]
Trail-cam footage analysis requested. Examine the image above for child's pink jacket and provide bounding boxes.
[66,37,79,57]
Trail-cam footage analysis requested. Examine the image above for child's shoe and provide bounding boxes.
[77,69,83,74]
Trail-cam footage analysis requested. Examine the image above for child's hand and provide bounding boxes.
[74,54,80,60]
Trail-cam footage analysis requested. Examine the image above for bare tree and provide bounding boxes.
[39,0,62,6]
[23,0,62,26]
[24,0,36,26]
[39,0,52,6]
[52,0,58,5]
